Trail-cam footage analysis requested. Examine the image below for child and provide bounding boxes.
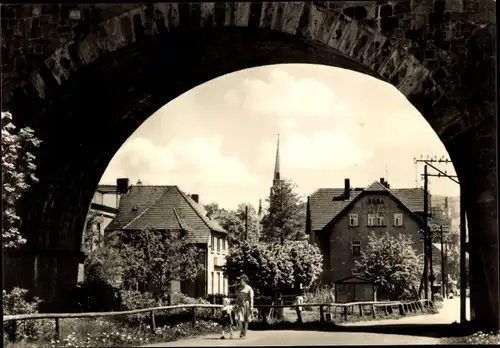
[220,297,235,339]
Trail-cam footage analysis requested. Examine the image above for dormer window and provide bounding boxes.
[132,205,138,212]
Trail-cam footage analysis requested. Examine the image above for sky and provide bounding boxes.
[99,64,460,211]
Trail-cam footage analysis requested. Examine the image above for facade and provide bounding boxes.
[306,178,441,291]
[85,184,120,251]
[105,184,229,298]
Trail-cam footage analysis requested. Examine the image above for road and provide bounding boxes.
[143,298,469,347]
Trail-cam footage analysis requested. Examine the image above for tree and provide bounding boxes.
[204,202,260,245]
[261,179,306,245]
[223,241,294,296]
[2,111,41,248]
[82,210,104,252]
[354,232,422,301]
[116,228,203,298]
[283,240,323,290]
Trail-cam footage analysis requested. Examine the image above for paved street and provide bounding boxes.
[143,298,469,346]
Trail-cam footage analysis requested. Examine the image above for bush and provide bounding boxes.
[3,288,42,341]
[442,331,500,345]
[3,317,223,347]
[117,290,215,327]
[302,286,335,311]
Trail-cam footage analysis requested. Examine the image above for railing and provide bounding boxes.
[256,299,434,324]
[3,299,434,341]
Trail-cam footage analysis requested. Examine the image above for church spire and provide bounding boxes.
[273,134,280,183]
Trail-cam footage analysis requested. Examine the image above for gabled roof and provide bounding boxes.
[308,182,427,231]
[106,185,226,243]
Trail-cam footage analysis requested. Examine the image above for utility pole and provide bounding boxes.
[423,165,429,301]
[460,189,467,323]
[415,155,466,323]
[245,205,249,241]
[440,225,445,298]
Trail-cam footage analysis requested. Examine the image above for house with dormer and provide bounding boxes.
[306,178,441,295]
[105,184,229,298]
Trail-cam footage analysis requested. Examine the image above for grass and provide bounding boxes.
[441,331,500,345]
[3,315,224,348]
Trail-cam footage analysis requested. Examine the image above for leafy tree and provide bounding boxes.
[354,232,422,301]
[82,210,104,252]
[283,240,323,290]
[2,111,41,248]
[223,241,294,296]
[261,179,306,245]
[204,203,260,245]
[117,228,203,298]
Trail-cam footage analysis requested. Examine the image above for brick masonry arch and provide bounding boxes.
[1,2,497,330]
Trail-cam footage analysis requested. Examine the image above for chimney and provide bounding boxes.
[191,194,199,203]
[344,178,350,199]
[116,178,129,194]
[380,177,390,189]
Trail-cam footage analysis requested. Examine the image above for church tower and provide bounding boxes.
[270,134,283,196]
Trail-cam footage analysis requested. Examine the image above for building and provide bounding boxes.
[84,184,121,251]
[104,183,229,298]
[306,178,441,298]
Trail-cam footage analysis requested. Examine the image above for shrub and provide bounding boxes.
[117,290,215,327]
[442,331,500,345]
[302,286,335,311]
[3,288,42,341]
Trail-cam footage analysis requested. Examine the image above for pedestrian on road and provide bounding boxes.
[234,274,254,339]
[220,297,235,339]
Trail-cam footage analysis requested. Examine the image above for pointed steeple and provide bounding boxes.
[273,134,280,184]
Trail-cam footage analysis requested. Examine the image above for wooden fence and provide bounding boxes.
[3,299,434,341]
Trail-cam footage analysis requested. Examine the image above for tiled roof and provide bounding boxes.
[309,183,426,231]
[106,185,226,243]
[309,188,363,231]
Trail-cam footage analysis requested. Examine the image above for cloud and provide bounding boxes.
[230,67,342,119]
[280,118,297,131]
[260,132,373,171]
[100,136,259,187]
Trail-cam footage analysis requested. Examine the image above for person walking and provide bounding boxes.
[234,274,254,339]
[220,297,235,339]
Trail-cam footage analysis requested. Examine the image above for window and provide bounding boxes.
[223,276,227,295]
[211,235,215,252]
[367,214,376,226]
[222,238,226,251]
[211,272,215,294]
[352,241,361,257]
[376,212,385,226]
[349,214,359,227]
[217,272,221,294]
[217,237,221,253]
[394,213,403,226]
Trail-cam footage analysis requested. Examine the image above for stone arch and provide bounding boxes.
[1,2,497,330]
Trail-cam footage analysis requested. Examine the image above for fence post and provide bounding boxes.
[371,304,376,318]
[55,318,60,340]
[319,305,325,324]
[343,306,348,321]
[358,304,364,317]
[295,306,303,324]
[384,305,389,316]
[9,320,18,342]
[150,310,156,333]
[192,307,197,328]
[398,304,405,316]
